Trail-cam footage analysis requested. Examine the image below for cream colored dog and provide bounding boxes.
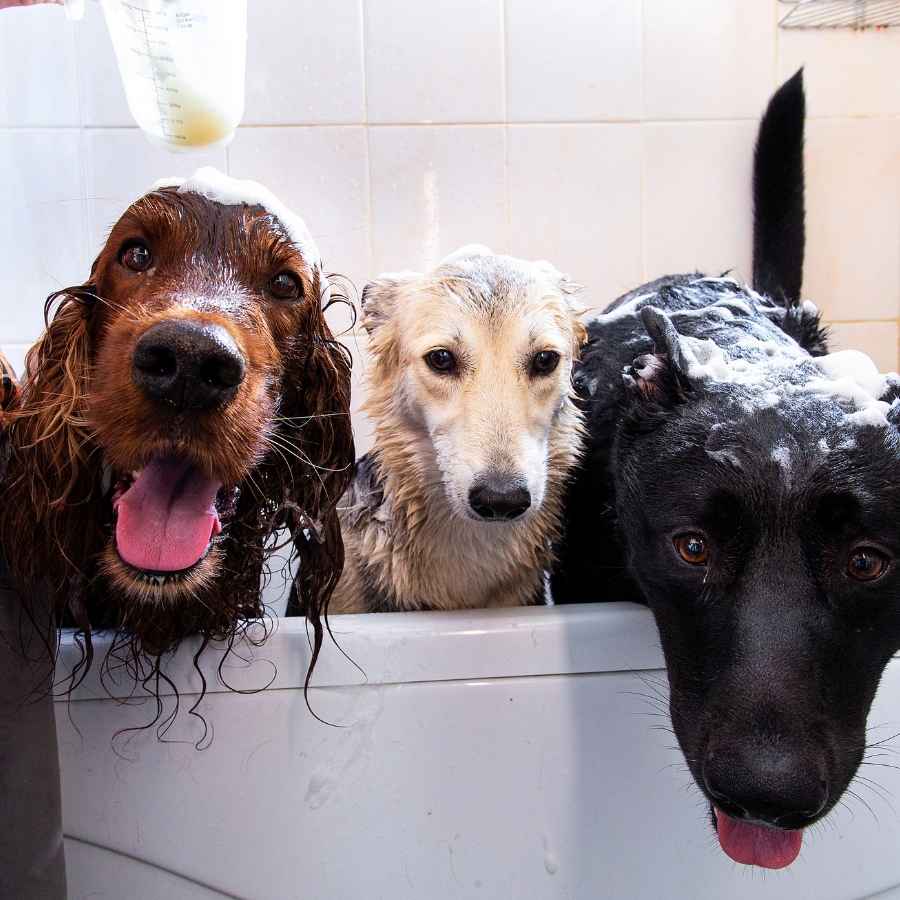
[333,246,586,613]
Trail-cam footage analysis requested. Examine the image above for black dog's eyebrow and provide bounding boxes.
[700,490,747,534]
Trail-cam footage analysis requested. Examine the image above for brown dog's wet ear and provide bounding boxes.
[18,287,97,503]
[360,272,420,336]
[1,284,103,611]
[623,306,696,404]
[280,319,355,657]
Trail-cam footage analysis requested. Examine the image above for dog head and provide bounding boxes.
[3,168,353,657]
[615,305,900,868]
[361,245,585,523]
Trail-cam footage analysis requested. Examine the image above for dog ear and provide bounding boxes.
[623,306,696,404]
[533,259,584,315]
[360,273,419,336]
[279,292,355,650]
[1,284,103,611]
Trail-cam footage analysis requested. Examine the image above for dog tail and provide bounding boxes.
[752,68,805,307]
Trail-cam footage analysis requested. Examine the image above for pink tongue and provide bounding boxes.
[715,808,802,869]
[115,456,222,573]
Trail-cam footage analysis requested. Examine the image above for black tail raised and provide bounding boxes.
[752,68,806,307]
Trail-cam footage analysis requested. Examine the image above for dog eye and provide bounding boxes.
[119,241,152,272]
[847,546,889,582]
[269,271,304,301]
[673,533,709,566]
[531,350,561,377]
[424,349,457,374]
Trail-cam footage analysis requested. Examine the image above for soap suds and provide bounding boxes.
[770,445,792,472]
[153,167,322,267]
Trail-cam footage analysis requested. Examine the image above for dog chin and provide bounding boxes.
[101,542,221,605]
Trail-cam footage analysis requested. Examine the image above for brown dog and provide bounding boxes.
[1,168,353,667]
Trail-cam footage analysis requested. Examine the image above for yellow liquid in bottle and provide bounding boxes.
[152,88,236,149]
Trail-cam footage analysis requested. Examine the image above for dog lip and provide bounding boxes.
[711,803,796,832]
[464,506,532,523]
[114,543,214,578]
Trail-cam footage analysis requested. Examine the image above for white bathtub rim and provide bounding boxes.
[54,602,664,701]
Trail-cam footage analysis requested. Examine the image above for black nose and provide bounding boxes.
[132,320,245,411]
[703,743,829,828]
[468,474,531,521]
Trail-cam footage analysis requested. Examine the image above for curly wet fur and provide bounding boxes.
[1,191,354,684]
[0,350,18,480]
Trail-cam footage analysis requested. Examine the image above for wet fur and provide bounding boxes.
[555,71,900,837]
[0,351,18,478]
[1,189,354,675]
[329,249,586,613]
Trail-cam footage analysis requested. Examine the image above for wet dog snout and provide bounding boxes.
[468,473,531,521]
[133,320,245,412]
[703,742,829,828]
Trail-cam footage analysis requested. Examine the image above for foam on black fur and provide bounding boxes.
[555,70,900,864]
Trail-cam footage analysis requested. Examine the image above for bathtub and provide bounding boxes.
[56,603,900,900]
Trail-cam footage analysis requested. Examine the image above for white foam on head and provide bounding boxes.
[671,302,898,432]
[681,337,734,382]
[803,350,898,430]
[152,167,322,268]
[815,350,890,401]
[590,293,655,325]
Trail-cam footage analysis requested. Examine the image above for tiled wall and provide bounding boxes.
[1,0,898,454]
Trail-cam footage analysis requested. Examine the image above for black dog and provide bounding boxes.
[555,71,900,868]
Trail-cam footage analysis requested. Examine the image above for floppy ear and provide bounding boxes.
[623,305,695,404]
[280,282,355,657]
[360,272,419,336]
[1,285,104,619]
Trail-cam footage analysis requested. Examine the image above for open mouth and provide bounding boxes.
[713,807,802,869]
[112,454,224,578]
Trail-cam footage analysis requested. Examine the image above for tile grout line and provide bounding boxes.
[638,0,647,281]
[500,0,511,251]
[360,0,375,280]
[774,0,782,89]
[3,113,899,133]
[70,14,92,271]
